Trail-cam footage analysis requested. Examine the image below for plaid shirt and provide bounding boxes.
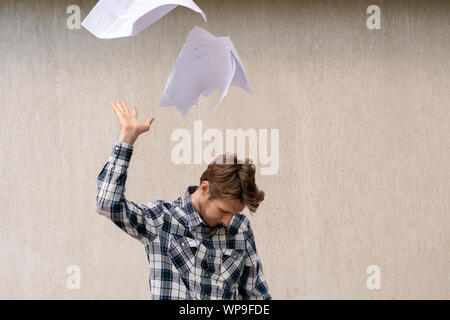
[96,141,271,300]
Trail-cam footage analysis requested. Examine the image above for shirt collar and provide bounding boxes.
[182,185,207,231]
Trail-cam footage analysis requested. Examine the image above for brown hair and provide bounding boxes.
[199,153,265,214]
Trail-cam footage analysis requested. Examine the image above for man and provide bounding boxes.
[96,100,271,300]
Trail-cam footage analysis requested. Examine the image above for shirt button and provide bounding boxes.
[208,255,213,260]
[205,272,211,277]
[181,242,185,247]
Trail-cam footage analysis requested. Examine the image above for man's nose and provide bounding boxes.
[221,215,233,226]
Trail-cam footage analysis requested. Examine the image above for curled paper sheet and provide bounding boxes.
[160,26,253,116]
[81,0,207,39]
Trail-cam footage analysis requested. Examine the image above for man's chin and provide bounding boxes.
[209,223,220,228]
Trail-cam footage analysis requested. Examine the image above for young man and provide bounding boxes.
[96,100,271,300]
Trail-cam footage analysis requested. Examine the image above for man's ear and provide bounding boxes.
[200,181,210,196]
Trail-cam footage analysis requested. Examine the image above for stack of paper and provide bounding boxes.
[160,26,253,116]
[81,0,207,39]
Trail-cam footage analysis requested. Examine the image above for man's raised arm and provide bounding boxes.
[96,101,158,245]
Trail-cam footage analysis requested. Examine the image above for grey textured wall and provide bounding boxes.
[0,0,449,299]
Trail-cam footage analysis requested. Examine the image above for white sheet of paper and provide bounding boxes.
[81,0,206,39]
[160,26,253,116]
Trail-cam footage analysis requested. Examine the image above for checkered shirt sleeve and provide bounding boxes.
[96,141,161,245]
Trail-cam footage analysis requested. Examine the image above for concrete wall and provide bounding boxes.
[0,0,448,299]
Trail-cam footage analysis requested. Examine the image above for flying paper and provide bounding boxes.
[160,26,253,116]
[81,0,207,39]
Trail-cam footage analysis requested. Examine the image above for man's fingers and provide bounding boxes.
[120,101,130,113]
[147,117,155,128]
[110,101,153,133]
[110,101,121,115]
[116,100,125,113]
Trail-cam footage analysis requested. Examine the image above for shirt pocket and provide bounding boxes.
[218,248,246,287]
[168,236,199,275]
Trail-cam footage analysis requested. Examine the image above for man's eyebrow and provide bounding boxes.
[219,207,233,214]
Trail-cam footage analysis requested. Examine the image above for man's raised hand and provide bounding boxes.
[110,100,155,145]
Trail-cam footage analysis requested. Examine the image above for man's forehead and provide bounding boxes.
[217,198,245,212]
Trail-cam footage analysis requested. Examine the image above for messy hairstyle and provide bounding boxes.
[199,153,265,214]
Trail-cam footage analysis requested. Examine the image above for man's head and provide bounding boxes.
[190,153,265,229]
